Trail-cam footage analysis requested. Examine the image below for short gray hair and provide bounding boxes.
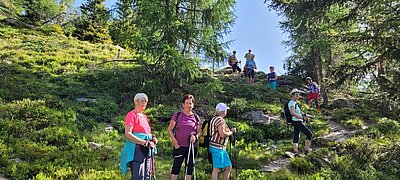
[134,93,148,102]
[215,110,226,115]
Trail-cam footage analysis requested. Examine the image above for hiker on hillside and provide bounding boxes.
[266,66,278,90]
[120,93,157,180]
[306,77,320,110]
[228,51,241,77]
[243,49,257,85]
[167,94,201,180]
[289,89,313,155]
[209,103,236,180]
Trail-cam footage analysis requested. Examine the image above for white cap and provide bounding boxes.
[215,103,230,112]
[290,88,305,95]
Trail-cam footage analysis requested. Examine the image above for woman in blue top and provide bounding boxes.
[266,66,278,90]
[288,89,313,155]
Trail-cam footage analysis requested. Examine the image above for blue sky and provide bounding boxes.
[75,0,288,74]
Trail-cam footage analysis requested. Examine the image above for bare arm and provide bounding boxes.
[190,121,202,143]
[217,123,233,138]
[167,120,180,149]
[125,126,147,145]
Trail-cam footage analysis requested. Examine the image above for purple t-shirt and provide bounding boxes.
[172,112,200,147]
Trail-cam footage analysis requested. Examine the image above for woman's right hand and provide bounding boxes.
[172,139,180,149]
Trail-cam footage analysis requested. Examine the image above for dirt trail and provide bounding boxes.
[260,117,367,172]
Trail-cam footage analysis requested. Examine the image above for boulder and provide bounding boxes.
[87,142,103,149]
[105,124,113,133]
[241,111,280,124]
[331,98,356,109]
[10,158,23,164]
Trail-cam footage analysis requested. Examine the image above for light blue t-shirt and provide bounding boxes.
[288,100,302,121]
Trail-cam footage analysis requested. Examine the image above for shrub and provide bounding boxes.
[229,98,248,118]
[345,117,364,130]
[237,169,268,180]
[40,24,64,35]
[376,118,400,135]
[289,157,314,174]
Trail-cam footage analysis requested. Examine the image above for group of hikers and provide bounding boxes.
[228,50,279,91]
[228,49,320,110]
[119,53,322,179]
[119,90,320,179]
[120,94,236,180]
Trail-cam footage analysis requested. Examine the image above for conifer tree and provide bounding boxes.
[73,0,112,43]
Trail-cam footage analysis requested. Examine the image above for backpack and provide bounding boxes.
[228,55,233,66]
[198,116,219,148]
[281,99,298,124]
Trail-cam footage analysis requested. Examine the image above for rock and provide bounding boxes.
[88,142,103,149]
[241,111,281,124]
[10,158,23,163]
[0,174,10,180]
[77,98,97,102]
[331,98,356,109]
[105,124,113,133]
[260,158,291,172]
[285,151,296,158]
[278,79,293,86]
[241,111,268,124]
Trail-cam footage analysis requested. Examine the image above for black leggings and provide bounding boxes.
[292,121,313,143]
[171,146,198,175]
[231,63,241,73]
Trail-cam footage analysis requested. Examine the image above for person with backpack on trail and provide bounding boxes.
[288,89,313,155]
[167,94,201,180]
[266,66,278,90]
[243,49,257,86]
[209,103,236,180]
[228,51,241,77]
[306,77,321,110]
[119,93,157,180]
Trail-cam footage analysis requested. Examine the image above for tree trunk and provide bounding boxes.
[377,60,389,116]
[321,47,333,106]
[312,45,328,106]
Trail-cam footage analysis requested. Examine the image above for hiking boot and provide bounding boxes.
[293,143,299,155]
[304,140,312,155]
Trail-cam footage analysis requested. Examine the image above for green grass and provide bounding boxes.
[0,25,399,179]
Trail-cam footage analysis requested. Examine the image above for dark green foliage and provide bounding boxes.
[22,0,61,25]
[289,157,315,175]
[73,0,112,43]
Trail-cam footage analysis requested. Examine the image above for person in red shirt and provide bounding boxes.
[120,93,157,180]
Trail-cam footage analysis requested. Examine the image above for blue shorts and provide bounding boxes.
[268,81,277,90]
[209,146,232,169]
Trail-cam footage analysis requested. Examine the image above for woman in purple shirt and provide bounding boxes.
[167,94,201,180]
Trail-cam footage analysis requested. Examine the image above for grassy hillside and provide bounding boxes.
[0,25,399,179]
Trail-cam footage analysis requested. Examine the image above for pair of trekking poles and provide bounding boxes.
[145,147,157,180]
[185,142,196,180]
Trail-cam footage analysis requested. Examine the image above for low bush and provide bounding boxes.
[289,157,315,175]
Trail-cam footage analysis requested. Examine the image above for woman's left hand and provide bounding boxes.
[190,134,197,143]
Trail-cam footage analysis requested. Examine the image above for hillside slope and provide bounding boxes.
[0,26,399,180]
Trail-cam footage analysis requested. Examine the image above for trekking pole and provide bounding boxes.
[150,148,157,180]
[231,125,238,179]
[185,142,192,180]
[191,142,196,180]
